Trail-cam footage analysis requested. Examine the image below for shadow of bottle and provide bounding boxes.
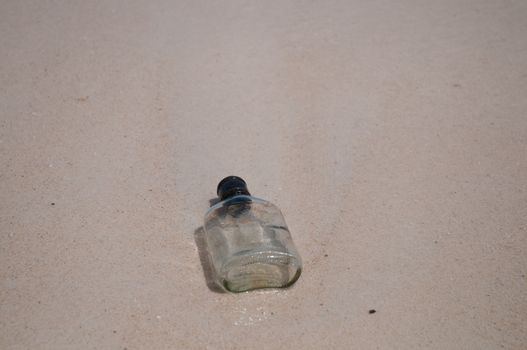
[194,226,225,293]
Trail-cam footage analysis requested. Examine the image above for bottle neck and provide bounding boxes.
[220,189,250,201]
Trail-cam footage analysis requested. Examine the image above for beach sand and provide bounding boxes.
[1,1,526,348]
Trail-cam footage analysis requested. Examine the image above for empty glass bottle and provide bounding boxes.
[204,176,302,292]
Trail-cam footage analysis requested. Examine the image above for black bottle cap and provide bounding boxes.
[217,176,251,200]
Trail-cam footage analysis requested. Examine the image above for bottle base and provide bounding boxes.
[220,251,302,293]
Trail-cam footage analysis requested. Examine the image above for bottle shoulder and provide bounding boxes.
[204,195,280,219]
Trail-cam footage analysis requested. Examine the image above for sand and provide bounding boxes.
[1,0,526,349]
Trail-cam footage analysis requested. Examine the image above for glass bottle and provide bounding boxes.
[203,176,302,292]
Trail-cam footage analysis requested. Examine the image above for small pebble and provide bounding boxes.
[369,309,376,314]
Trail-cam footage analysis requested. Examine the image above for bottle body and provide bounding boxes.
[204,195,302,292]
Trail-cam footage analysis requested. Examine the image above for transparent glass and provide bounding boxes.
[204,195,302,292]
